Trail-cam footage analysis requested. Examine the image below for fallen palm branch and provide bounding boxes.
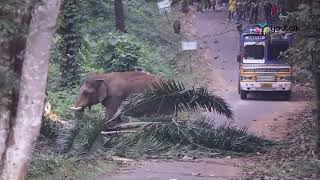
[103,117,273,158]
[112,122,162,129]
[108,79,233,126]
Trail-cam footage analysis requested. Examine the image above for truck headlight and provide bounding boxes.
[278,76,291,82]
[242,69,254,73]
[241,76,254,81]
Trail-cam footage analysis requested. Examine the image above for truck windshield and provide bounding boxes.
[244,45,264,59]
[268,42,289,61]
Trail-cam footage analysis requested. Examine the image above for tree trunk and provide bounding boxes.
[59,0,81,87]
[0,0,61,179]
[114,0,125,32]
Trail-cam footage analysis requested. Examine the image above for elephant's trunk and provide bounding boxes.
[70,98,87,111]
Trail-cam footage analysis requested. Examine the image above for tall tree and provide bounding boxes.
[286,0,320,157]
[0,0,35,174]
[0,0,61,179]
[59,0,82,87]
[114,0,125,32]
[302,0,320,158]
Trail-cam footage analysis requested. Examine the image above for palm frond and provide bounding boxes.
[55,115,272,158]
[55,113,106,157]
[103,116,273,158]
[55,121,79,153]
[111,79,233,121]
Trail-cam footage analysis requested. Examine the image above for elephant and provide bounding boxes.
[69,71,163,129]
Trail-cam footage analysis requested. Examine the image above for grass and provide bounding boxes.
[28,154,118,180]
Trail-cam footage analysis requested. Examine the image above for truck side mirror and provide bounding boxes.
[237,54,241,62]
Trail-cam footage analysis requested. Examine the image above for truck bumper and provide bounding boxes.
[240,82,292,92]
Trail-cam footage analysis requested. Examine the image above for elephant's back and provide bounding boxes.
[107,71,161,96]
[110,71,160,85]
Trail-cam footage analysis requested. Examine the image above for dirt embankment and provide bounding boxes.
[243,108,320,179]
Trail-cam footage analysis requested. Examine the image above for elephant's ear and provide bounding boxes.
[95,80,108,103]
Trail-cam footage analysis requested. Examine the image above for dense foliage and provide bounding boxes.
[80,33,151,73]
[0,0,32,106]
[44,0,181,134]
[41,0,182,155]
[281,1,320,157]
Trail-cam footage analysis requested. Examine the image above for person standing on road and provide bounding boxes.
[211,0,216,10]
[236,1,246,23]
[245,0,252,22]
[250,0,259,24]
[197,0,210,12]
[263,0,272,24]
[271,2,279,24]
[221,0,228,7]
[228,0,237,21]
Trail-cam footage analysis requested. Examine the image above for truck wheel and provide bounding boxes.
[240,90,247,99]
[283,91,291,101]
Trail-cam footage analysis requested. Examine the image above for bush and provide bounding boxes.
[80,33,142,73]
[80,32,174,76]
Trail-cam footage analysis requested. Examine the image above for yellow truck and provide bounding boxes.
[237,25,293,100]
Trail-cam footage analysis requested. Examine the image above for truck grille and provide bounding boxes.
[255,68,290,72]
[256,76,276,82]
[244,68,290,73]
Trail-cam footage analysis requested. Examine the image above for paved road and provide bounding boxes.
[98,159,242,180]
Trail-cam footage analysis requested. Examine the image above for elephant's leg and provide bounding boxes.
[104,98,122,130]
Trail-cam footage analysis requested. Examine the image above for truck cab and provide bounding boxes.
[237,25,293,100]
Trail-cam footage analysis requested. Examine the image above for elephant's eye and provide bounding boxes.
[83,91,89,96]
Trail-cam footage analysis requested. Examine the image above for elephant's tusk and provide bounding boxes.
[69,106,83,111]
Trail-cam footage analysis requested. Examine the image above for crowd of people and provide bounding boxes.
[190,0,287,26]
[227,0,287,25]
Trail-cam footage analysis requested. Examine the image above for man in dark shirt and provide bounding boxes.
[250,0,259,24]
[236,1,246,22]
[263,0,272,24]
